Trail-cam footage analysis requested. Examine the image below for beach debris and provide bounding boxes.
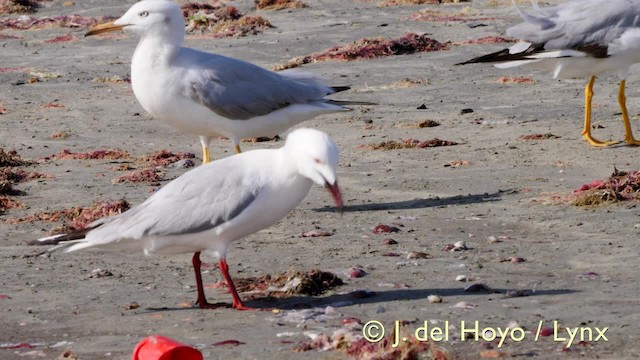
[44,33,77,44]
[576,272,600,280]
[456,36,516,45]
[92,75,130,83]
[519,133,560,141]
[293,322,450,359]
[373,224,400,234]
[273,33,449,70]
[51,131,70,139]
[241,135,280,143]
[228,269,344,297]
[127,150,196,169]
[480,349,508,358]
[89,268,113,278]
[212,339,245,346]
[407,251,431,259]
[1,168,51,184]
[444,241,469,251]
[6,199,130,233]
[255,0,307,10]
[510,256,525,263]
[181,2,272,37]
[41,149,130,161]
[428,294,443,303]
[406,9,495,22]
[383,238,397,245]
[0,197,24,213]
[125,301,140,310]
[0,0,51,14]
[382,252,400,257]
[496,76,535,84]
[539,327,553,337]
[42,100,65,109]
[0,14,114,31]
[347,267,367,278]
[445,160,471,168]
[572,168,640,206]
[455,275,469,282]
[360,138,458,150]
[301,228,333,237]
[0,148,31,167]
[112,168,165,184]
[452,301,477,310]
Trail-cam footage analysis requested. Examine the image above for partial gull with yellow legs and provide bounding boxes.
[458,0,640,147]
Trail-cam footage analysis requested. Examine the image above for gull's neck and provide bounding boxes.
[132,30,184,68]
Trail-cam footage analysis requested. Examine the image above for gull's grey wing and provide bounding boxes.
[507,0,640,52]
[85,161,262,243]
[180,48,336,120]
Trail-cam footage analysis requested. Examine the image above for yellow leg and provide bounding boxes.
[202,145,211,164]
[581,76,619,147]
[234,144,242,154]
[619,80,640,145]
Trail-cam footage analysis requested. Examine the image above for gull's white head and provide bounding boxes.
[285,128,342,211]
[86,0,185,42]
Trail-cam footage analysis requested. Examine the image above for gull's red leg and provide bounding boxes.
[219,259,252,310]
[192,252,226,309]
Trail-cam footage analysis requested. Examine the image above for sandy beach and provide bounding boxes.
[2,0,640,358]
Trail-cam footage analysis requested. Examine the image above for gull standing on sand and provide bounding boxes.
[33,128,343,310]
[458,0,640,147]
[85,0,372,163]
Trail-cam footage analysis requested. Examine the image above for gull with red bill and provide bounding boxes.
[84,0,374,163]
[32,128,343,310]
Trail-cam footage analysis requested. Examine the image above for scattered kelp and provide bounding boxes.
[5,199,130,232]
[255,0,307,10]
[359,138,457,150]
[182,2,272,37]
[0,15,114,31]
[573,169,640,206]
[274,33,449,70]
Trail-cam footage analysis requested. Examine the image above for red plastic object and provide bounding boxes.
[132,335,203,360]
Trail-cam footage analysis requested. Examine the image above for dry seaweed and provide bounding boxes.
[382,0,467,4]
[0,196,24,214]
[295,323,451,359]
[255,0,307,10]
[111,168,165,184]
[359,138,458,150]
[496,76,535,84]
[219,269,344,297]
[519,133,559,141]
[0,15,114,31]
[0,0,51,14]
[182,2,272,37]
[274,33,449,70]
[0,148,31,167]
[5,199,130,232]
[41,149,131,161]
[572,168,640,206]
[406,9,495,22]
[137,149,196,168]
[456,36,516,45]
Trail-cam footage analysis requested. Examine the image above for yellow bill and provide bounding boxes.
[85,20,125,37]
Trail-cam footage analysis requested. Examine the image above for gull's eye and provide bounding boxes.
[313,157,322,164]
[138,10,149,17]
